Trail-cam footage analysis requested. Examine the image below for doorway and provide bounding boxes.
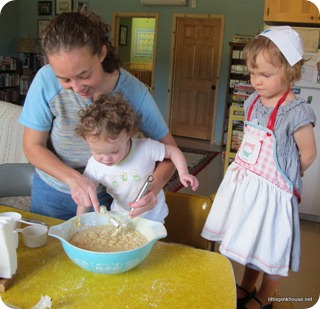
[168,14,224,143]
[112,13,158,95]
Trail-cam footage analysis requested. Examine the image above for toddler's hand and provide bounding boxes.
[179,174,199,191]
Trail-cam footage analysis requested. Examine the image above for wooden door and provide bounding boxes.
[264,0,319,23]
[170,17,223,141]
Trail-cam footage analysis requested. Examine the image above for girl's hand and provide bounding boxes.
[179,174,199,191]
[128,190,158,218]
[68,174,100,213]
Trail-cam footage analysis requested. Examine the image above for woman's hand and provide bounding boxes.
[68,173,100,213]
[23,128,100,213]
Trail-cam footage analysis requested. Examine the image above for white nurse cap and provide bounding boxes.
[259,26,304,66]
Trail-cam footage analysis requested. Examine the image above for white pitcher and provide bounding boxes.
[0,217,17,279]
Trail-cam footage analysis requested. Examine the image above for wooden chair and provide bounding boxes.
[163,191,213,250]
[0,163,34,198]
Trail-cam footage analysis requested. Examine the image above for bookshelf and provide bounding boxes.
[223,83,254,173]
[0,57,20,105]
[19,63,39,105]
[222,42,251,144]
[224,106,244,173]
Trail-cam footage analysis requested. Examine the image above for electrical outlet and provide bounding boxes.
[191,0,196,8]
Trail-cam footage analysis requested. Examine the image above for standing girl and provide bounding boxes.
[202,26,317,308]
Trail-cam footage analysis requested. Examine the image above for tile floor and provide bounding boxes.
[174,136,320,309]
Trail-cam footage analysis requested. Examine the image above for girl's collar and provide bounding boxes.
[116,138,135,165]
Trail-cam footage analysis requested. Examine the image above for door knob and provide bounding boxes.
[211,85,216,90]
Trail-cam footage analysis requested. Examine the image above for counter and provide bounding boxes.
[0,206,236,308]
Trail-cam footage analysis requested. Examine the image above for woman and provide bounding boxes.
[19,11,176,220]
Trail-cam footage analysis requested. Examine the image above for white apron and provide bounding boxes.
[202,91,299,276]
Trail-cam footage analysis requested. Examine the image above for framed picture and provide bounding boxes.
[38,20,50,38]
[77,2,88,12]
[38,1,52,15]
[119,25,128,46]
[55,0,73,14]
[134,28,154,57]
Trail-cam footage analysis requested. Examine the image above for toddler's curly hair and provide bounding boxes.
[75,93,141,141]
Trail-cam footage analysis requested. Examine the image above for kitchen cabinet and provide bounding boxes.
[222,42,250,144]
[264,0,320,24]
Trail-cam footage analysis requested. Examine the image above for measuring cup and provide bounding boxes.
[16,225,48,248]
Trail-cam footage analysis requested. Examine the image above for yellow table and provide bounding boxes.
[0,206,236,308]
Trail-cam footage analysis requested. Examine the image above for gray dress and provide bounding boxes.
[244,92,316,271]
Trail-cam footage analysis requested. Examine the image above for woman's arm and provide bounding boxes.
[23,127,100,212]
[294,124,317,175]
[129,132,176,218]
[151,132,177,193]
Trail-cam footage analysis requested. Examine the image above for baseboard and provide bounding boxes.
[299,213,320,223]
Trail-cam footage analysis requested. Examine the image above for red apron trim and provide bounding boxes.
[246,89,302,203]
[293,188,301,204]
[266,89,290,135]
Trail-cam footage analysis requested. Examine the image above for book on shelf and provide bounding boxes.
[232,93,249,104]
[232,119,244,130]
[231,64,248,74]
[0,73,19,87]
[231,129,244,152]
[231,82,255,106]
[20,76,31,95]
[0,88,20,103]
[234,82,255,91]
[229,79,241,88]
[0,57,17,71]
[234,83,255,95]
[230,106,245,116]
[227,157,234,166]
[232,49,243,59]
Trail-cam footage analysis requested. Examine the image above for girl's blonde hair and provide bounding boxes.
[243,35,305,84]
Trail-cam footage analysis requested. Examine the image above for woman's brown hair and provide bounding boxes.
[42,11,122,73]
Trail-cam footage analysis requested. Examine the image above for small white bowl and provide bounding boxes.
[19,225,48,248]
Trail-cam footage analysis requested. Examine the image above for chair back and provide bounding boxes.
[0,163,34,197]
[163,191,213,250]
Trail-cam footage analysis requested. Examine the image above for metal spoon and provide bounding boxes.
[19,218,48,227]
[133,175,154,205]
[120,175,154,228]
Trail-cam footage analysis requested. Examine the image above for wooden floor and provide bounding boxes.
[174,136,320,309]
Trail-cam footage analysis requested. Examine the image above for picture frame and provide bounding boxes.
[119,25,128,46]
[38,1,52,15]
[55,0,73,14]
[38,20,50,38]
[77,2,88,13]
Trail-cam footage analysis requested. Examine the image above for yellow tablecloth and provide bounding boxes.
[0,206,236,308]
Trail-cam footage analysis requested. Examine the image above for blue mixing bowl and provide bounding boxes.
[48,212,167,274]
